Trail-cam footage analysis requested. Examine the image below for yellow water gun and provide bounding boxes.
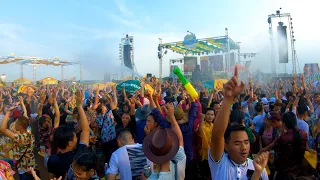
[173,67,198,99]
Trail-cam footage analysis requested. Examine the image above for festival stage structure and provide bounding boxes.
[159,29,253,80]
[0,53,80,83]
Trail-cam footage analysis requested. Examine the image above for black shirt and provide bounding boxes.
[48,151,74,179]
[47,143,88,179]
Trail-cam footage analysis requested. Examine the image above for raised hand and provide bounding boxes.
[111,85,116,93]
[298,87,304,96]
[163,103,174,117]
[18,96,24,104]
[249,77,253,90]
[223,66,245,100]
[30,168,41,180]
[76,88,84,108]
[140,80,146,88]
[253,151,269,173]
[8,104,18,111]
[300,74,305,82]
[51,87,58,101]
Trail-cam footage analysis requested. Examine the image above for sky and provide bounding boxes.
[0,0,319,81]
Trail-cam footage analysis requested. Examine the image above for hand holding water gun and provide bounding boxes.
[173,67,198,99]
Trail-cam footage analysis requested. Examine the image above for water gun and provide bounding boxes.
[173,67,198,99]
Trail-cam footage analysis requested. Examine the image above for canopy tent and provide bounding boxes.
[14,78,31,84]
[161,35,240,55]
[0,55,77,66]
[39,77,58,85]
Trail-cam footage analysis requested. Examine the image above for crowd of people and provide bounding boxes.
[0,67,319,180]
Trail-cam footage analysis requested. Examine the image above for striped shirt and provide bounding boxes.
[108,144,153,180]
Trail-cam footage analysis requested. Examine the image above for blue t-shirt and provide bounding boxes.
[253,112,266,133]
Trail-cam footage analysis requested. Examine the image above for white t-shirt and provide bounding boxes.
[208,151,268,180]
[107,143,152,180]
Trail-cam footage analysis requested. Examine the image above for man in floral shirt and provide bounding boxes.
[95,85,119,163]
[0,107,38,179]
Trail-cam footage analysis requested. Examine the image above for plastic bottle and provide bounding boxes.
[173,67,198,99]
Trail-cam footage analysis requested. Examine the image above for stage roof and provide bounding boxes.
[0,55,78,66]
[161,36,239,55]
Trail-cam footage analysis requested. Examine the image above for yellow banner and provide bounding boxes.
[214,79,228,90]
[18,85,34,94]
[145,84,154,95]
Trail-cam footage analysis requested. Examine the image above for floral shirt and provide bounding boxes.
[38,114,53,152]
[96,110,116,143]
[13,133,37,173]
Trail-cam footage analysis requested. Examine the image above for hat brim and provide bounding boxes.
[143,128,179,164]
[135,108,151,120]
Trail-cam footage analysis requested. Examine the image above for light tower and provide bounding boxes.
[268,8,299,75]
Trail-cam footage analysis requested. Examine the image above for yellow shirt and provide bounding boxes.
[199,121,214,161]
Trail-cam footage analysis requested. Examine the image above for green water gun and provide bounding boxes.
[173,67,198,99]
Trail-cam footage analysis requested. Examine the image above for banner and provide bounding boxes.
[145,84,154,95]
[202,80,214,89]
[202,79,227,90]
[116,80,141,94]
[214,79,228,90]
[18,85,34,94]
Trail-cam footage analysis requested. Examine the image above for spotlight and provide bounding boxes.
[180,60,182,63]
[158,45,161,51]
[172,61,175,64]
[292,31,294,34]
[290,18,293,20]
[164,50,167,54]
[293,39,296,42]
